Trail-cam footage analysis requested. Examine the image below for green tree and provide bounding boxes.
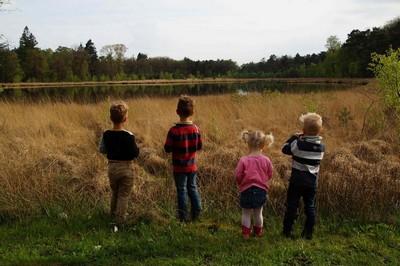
[50,46,73,81]
[19,26,38,50]
[370,48,400,113]
[0,48,22,82]
[325,35,341,52]
[84,39,98,77]
[23,49,48,81]
[17,26,45,81]
[137,53,148,61]
[72,44,89,81]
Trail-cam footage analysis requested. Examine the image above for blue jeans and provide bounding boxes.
[174,172,202,221]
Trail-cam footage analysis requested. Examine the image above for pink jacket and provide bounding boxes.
[235,155,273,192]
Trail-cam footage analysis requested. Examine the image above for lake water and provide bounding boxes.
[0,80,365,103]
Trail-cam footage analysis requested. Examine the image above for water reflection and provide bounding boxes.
[0,80,360,103]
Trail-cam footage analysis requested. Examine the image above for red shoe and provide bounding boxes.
[253,226,264,237]
[242,225,251,239]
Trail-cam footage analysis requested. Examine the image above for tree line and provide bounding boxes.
[0,18,399,83]
[240,18,400,78]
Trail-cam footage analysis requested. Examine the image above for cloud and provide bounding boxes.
[1,0,399,63]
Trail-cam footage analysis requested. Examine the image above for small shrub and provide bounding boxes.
[337,107,353,128]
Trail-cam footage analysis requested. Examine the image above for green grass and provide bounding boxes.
[0,213,399,266]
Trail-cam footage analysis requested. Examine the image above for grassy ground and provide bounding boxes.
[1,213,399,266]
[0,84,399,265]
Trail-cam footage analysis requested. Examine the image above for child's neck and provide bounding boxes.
[113,123,124,130]
[179,117,192,123]
[249,149,263,156]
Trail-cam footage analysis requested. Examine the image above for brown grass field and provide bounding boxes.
[0,81,399,223]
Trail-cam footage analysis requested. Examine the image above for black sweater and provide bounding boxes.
[99,130,140,161]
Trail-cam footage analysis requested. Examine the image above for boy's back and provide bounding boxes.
[282,135,325,186]
[164,122,202,173]
[101,129,139,161]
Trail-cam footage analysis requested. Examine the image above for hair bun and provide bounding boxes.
[265,133,274,147]
[241,130,250,142]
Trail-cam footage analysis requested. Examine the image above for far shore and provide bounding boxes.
[0,77,372,90]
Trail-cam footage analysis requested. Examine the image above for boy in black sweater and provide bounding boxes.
[99,101,139,225]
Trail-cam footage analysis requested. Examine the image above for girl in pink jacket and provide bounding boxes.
[235,130,274,239]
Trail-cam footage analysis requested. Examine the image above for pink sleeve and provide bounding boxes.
[235,158,245,186]
[265,158,273,180]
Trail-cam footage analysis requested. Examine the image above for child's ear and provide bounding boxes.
[176,109,180,116]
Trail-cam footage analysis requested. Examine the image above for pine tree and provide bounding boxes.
[19,26,38,49]
[84,39,98,77]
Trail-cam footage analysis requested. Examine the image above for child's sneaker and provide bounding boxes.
[242,225,251,239]
[253,226,263,237]
[282,230,294,239]
[301,229,313,240]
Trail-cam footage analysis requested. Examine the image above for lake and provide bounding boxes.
[0,79,367,103]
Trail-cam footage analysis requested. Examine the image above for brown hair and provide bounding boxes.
[110,101,128,124]
[299,112,322,135]
[177,95,194,118]
[241,130,274,149]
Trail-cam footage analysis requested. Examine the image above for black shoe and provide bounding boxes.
[191,210,201,222]
[178,215,189,223]
[282,230,294,239]
[301,230,313,240]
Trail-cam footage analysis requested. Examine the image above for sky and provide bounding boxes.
[1,0,399,64]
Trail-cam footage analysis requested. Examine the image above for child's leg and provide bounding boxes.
[241,208,252,228]
[108,167,119,217]
[112,163,134,225]
[302,186,317,239]
[110,181,119,217]
[241,208,252,238]
[253,207,263,227]
[253,207,264,237]
[186,172,201,220]
[174,173,188,222]
[115,175,133,224]
[283,182,302,235]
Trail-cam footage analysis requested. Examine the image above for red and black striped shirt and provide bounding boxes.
[164,122,202,173]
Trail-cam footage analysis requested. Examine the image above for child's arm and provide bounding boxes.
[266,159,273,180]
[164,129,174,153]
[235,159,245,185]
[197,130,203,151]
[99,134,107,154]
[281,135,299,155]
[129,135,140,159]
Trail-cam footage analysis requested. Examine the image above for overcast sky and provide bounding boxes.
[1,0,399,63]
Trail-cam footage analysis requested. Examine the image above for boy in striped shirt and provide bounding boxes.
[282,113,325,240]
[164,96,202,222]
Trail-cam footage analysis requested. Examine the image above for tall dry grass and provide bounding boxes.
[0,83,399,222]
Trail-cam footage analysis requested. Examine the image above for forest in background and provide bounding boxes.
[0,18,399,83]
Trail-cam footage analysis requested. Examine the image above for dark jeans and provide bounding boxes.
[283,177,317,235]
[174,172,202,221]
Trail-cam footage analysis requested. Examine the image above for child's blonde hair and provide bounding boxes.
[299,112,322,135]
[241,130,274,149]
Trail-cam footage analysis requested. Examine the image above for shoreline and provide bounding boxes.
[0,77,372,90]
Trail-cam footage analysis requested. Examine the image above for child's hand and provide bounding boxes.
[294,132,303,137]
